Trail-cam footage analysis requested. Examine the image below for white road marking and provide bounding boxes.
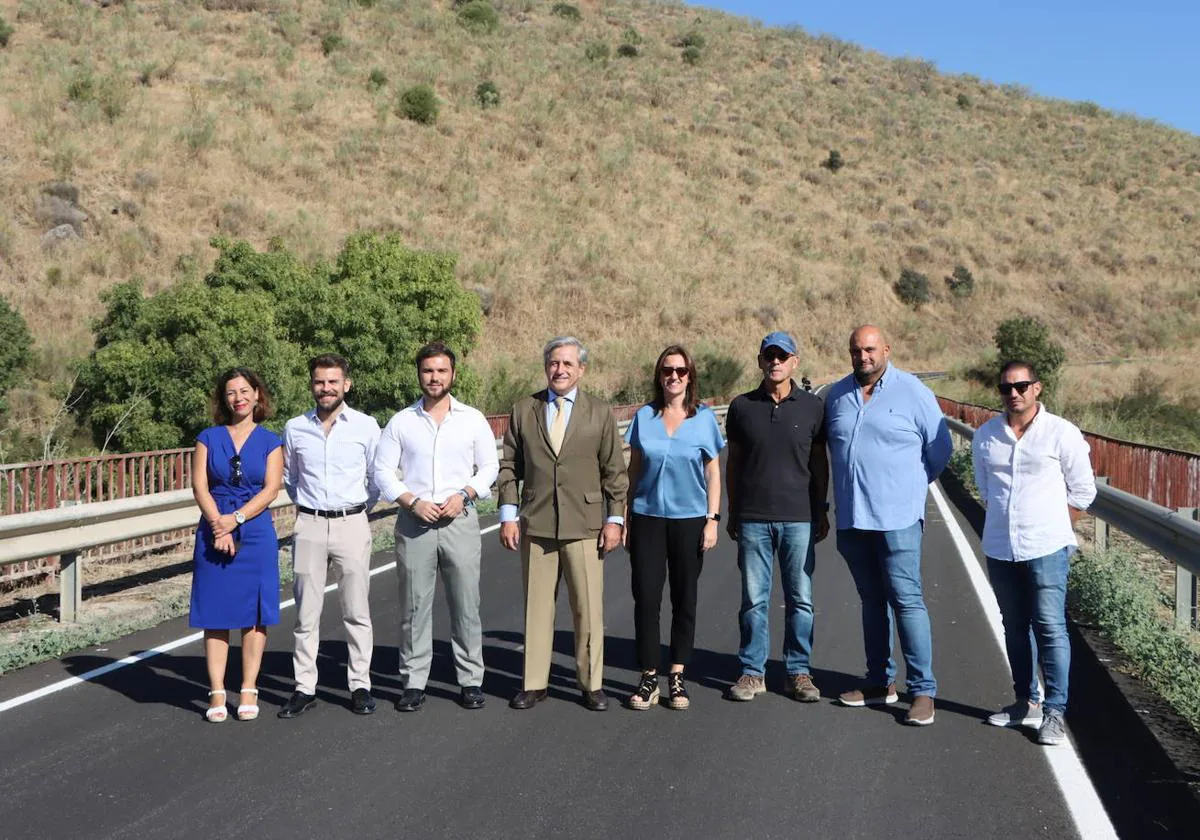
[0,523,501,714]
[929,482,1118,840]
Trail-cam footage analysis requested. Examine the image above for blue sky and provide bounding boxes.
[689,2,1200,137]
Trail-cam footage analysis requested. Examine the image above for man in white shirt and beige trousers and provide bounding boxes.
[972,359,1096,746]
[374,342,499,712]
[280,353,382,718]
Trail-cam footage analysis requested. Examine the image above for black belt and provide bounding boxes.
[297,504,366,518]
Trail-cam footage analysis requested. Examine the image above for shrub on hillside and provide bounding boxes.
[677,31,706,50]
[73,235,482,451]
[0,297,32,414]
[946,265,975,298]
[480,360,536,416]
[822,149,844,172]
[584,41,610,64]
[621,27,642,46]
[457,1,499,34]
[697,352,744,401]
[397,84,438,125]
[320,33,345,56]
[681,45,702,65]
[617,43,639,58]
[550,3,581,21]
[367,68,388,92]
[894,268,930,307]
[993,315,1066,391]
[475,80,500,108]
[0,15,14,48]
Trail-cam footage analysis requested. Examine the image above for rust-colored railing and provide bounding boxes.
[937,397,1200,509]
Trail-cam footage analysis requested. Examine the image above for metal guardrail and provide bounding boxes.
[945,416,1200,628]
[0,408,731,623]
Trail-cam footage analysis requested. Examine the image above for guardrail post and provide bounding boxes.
[59,550,82,623]
[1093,477,1109,551]
[1176,507,1198,630]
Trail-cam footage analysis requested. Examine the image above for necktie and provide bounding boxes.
[549,396,567,455]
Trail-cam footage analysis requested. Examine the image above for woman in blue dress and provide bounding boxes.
[191,367,284,722]
[623,345,725,710]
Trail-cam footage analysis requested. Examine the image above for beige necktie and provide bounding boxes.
[549,396,567,454]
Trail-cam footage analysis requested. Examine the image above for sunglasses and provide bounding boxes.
[761,350,792,363]
[229,455,243,487]
[998,380,1037,396]
[661,366,689,378]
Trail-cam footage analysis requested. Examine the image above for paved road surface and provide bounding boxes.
[0,483,1173,840]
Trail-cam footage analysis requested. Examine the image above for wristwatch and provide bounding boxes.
[458,489,471,502]
[706,513,721,521]
[408,496,420,511]
[234,510,246,525]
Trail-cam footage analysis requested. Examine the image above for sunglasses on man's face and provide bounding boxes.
[761,350,792,363]
[998,380,1037,396]
[661,366,689,378]
[229,455,243,487]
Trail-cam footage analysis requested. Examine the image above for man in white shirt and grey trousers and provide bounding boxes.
[972,359,1097,746]
[374,341,500,712]
[280,353,382,718]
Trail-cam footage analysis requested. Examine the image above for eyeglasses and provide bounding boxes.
[660,366,689,378]
[761,350,792,363]
[229,455,243,487]
[998,380,1037,396]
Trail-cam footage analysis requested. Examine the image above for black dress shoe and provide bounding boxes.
[509,689,548,710]
[277,690,317,719]
[581,689,609,711]
[394,688,426,712]
[460,686,486,710]
[351,688,376,715]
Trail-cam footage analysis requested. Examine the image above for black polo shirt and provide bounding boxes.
[725,380,826,522]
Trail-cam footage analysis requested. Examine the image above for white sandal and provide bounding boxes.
[205,689,228,723]
[237,688,260,721]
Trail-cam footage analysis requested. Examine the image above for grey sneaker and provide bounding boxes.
[787,673,821,703]
[1037,708,1067,746]
[987,700,1043,729]
[726,674,766,701]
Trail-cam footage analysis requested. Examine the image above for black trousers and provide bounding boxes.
[628,513,707,670]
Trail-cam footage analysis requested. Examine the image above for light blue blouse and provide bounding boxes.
[624,404,725,519]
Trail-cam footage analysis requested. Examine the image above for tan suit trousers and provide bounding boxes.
[291,511,374,694]
[521,535,604,692]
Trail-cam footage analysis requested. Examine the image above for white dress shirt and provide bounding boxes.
[972,404,1097,561]
[283,405,381,510]
[374,395,499,505]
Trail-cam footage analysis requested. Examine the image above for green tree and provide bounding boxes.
[994,315,1066,392]
[0,297,33,414]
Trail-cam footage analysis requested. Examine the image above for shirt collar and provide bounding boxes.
[756,380,799,402]
[547,387,578,404]
[413,394,465,417]
[305,404,355,424]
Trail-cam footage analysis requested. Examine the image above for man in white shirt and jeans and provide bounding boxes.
[280,353,382,718]
[972,360,1097,746]
[374,342,499,711]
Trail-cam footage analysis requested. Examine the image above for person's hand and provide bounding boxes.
[213,533,236,555]
[500,521,520,551]
[411,499,441,524]
[598,523,623,556]
[211,513,238,539]
[726,518,740,542]
[701,519,719,552]
[814,511,830,543]
[439,493,466,519]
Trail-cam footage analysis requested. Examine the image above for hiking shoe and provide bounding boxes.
[667,672,690,710]
[726,674,766,701]
[987,700,1043,729]
[904,695,936,726]
[837,683,898,707]
[1037,708,1067,746]
[627,671,660,711]
[787,673,820,703]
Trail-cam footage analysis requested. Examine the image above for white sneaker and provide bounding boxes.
[986,699,1043,729]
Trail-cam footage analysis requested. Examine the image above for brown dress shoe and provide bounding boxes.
[509,689,548,710]
[905,694,936,726]
[581,689,609,711]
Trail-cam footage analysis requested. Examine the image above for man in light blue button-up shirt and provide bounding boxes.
[824,325,951,726]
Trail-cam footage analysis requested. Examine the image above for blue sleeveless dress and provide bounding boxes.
[189,424,284,629]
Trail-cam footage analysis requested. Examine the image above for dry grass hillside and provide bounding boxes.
[1,0,1198,449]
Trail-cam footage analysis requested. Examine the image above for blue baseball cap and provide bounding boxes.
[760,331,797,356]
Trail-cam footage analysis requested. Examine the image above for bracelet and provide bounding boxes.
[408,496,420,511]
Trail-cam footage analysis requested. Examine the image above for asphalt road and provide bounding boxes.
[0,488,1142,840]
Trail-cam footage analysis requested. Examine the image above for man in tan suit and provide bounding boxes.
[498,336,628,711]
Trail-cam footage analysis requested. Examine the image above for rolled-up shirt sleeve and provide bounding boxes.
[1061,427,1097,510]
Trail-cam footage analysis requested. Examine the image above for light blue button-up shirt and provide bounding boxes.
[824,365,952,531]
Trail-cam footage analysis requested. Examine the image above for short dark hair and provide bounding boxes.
[416,341,456,370]
[212,367,273,425]
[998,359,1039,383]
[650,344,699,418]
[308,353,349,377]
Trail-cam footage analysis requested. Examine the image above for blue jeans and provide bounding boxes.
[737,521,815,676]
[836,522,936,696]
[987,548,1072,713]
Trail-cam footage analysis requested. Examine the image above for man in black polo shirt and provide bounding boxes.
[724,332,829,702]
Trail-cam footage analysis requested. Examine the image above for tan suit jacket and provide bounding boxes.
[498,389,628,541]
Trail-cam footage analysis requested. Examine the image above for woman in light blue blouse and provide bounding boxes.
[624,345,725,710]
